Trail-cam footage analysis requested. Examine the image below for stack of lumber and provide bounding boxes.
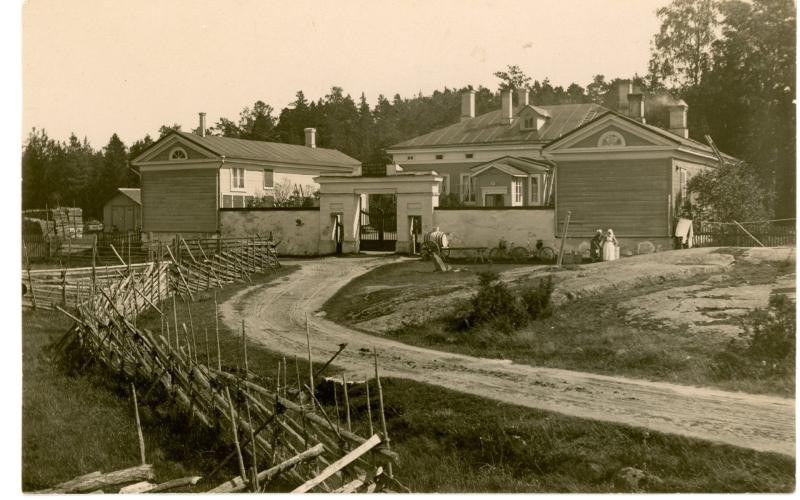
[50,207,84,238]
[22,207,83,238]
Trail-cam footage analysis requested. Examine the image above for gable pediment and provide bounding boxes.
[545,113,676,152]
[134,134,219,164]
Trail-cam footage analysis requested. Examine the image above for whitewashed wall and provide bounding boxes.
[219,209,321,256]
[433,209,556,248]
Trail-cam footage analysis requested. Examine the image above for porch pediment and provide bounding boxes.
[470,155,552,177]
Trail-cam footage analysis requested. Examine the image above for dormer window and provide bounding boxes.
[169,147,188,160]
[522,117,536,130]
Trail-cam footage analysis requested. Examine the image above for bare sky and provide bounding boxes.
[22,0,668,147]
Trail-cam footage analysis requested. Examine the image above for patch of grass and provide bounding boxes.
[22,309,220,491]
[325,260,794,396]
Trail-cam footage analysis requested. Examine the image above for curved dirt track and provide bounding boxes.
[221,256,795,457]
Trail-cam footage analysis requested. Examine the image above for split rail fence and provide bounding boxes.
[26,235,405,493]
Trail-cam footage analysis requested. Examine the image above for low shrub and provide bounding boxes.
[712,294,795,381]
[745,294,795,364]
[521,276,554,321]
[451,272,554,334]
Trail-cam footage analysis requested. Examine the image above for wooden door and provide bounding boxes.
[485,194,504,207]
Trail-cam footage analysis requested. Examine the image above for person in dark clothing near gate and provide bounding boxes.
[590,229,604,262]
[334,215,344,255]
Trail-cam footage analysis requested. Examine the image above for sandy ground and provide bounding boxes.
[221,250,795,457]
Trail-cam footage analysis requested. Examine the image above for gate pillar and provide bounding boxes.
[395,192,438,254]
[317,192,361,255]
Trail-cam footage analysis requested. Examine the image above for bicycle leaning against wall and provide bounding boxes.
[488,238,555,264]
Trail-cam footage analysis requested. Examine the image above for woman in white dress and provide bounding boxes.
[602,229,618,261]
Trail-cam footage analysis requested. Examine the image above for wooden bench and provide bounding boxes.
[443,246,490,264]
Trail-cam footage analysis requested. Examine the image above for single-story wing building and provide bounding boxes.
[131,117,361,240]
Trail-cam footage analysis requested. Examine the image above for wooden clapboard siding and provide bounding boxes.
[556,158,670,237]
[141,168,218,233]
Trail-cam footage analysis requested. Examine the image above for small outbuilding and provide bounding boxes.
[103,188,141,233]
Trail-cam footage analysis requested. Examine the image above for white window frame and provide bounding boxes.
[231,167,246,191]
[440,174,450,195]
[528,174,543,205]
[513,178,523,205]
[459,173,476,203]
[679,168,688,200]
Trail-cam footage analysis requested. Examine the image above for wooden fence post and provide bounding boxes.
[556,211,571,268]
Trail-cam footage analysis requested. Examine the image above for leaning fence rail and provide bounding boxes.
[28,232,405,492]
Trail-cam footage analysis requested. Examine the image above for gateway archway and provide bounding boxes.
[315,169,442,254]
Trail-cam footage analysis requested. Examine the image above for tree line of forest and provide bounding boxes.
[21,0,794,220]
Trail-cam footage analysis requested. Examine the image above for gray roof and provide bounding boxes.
[118,188,141,205]
[389,103,608,149]
[177,132,361,168]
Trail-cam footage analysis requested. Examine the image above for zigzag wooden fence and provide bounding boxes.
[22,237,280,311]
[28,236,405,493]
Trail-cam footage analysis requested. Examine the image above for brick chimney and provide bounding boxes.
[501,90,513,125]
[627,93,645,123]
[668,100,689,138]
[198,112,206,137]
[461,89,476,122]
[517,88,529,107]
[304,127,316,148]
[617,80,633,114]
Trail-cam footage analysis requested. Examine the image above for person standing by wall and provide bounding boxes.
[590,229,604,262]
[602,229,618,261]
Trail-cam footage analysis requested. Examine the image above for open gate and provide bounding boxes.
[359,203,397,252]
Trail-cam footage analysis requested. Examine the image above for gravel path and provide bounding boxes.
[221,255,795,457]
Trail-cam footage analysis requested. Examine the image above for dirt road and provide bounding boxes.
[221,256,795,457]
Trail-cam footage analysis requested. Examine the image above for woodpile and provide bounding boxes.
[23,207,83,238]
[40,234,404,493]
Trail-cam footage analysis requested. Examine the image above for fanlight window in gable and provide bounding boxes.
[169,147,188,160]
[597,131,626,148]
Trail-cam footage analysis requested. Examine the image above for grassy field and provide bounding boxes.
[323,256,795,396]
[22,310,220,491]
[23,262,795,492]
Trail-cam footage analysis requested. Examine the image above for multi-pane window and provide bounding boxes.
[529,175,541,205]
[679,168,688,200]
[513,178,523,204]
[231,168,245,190]
[460,174,476,202]
[440,174,450,195]
[263,169,274,189]
[523,117,535,130]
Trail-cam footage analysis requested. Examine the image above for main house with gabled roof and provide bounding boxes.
[387,88,605,207]
[131,116,361,239]
[388,82,737,248]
